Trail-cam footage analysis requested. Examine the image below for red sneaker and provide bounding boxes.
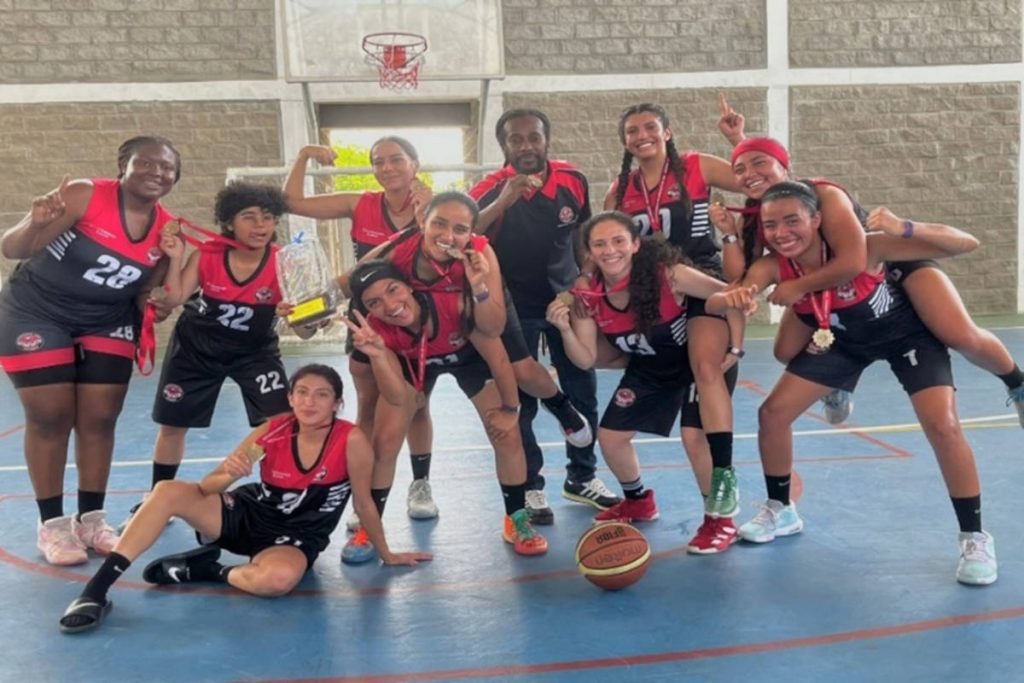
[503,509,548,556]
[593,489,659,523]
[686,515,738,555]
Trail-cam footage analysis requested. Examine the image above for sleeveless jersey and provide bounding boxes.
[247,415,353,540]
[470,160,591,318]
[615,153,719,273]
[6,177,172,327]
[385,228,490,294]
[176,245,282,356]
[351,192,415,260]
[777,249,886,317]
[370,290,468,363]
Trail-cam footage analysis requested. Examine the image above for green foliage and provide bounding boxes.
[330,143,434,192]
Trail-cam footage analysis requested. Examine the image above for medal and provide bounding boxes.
[812,328,835,350]
[710,191,725,207]
[527,174,544,188]
[639,159,671,233]
[789,240,835,354]
[244,443,266,464]
[161,220,181,237]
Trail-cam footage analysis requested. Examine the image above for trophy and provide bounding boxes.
[275,233,338,327]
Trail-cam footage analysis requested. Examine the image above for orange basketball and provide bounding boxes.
[575,522,651,591]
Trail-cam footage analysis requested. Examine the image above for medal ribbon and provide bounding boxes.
[639,160,671,233]
[787,240,832,333]
[136,298,158,375]
[170,216,254,253]
[400,299,431,392]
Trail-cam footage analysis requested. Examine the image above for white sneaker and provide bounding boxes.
[956,530,997,585]
[73,510,120,555]
[37,516,88,566]
[525,489,554,525]
[407,479,439,519]
[822,389,853,425]
[738,499,804,543]
[345,513,361,533]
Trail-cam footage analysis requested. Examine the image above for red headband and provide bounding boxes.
[731,137,790,169]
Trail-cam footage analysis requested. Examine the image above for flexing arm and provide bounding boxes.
[865,207,980,268]
[281,145,361,220]
[198,421,273,495]
[1,177,93,260]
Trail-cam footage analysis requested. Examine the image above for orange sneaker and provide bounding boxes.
[503,509,548,556]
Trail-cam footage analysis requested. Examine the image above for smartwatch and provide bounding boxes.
[728,346,745,358]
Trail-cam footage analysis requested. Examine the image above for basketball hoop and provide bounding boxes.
[362,32,428,90]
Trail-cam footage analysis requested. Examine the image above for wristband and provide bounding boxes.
[722,233,739,245]
[727,346,745,358]
[473,288,490,303]
[902,220,914,239]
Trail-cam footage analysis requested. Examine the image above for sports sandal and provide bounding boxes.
[59,596,112,634]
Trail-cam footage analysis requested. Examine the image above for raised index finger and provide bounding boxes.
[719,93,730,117]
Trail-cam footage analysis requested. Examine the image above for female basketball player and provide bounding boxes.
[707,181,997,585]
[58,364,431,634]
[0,136,180,566]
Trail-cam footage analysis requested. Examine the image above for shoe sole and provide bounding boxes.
[407,508,439,520]
[526,511,554,526]
[142,545,221,584]
[562,490,617,511]
[739,521,804,543]
[705,503,739,519]
[686,540,737,555]
[956,573,998,586]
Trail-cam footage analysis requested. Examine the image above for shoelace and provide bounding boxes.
[512,512,538,540]
[962,538,992,561]
[750,502,779,527]
[409,482,432,503]
[583,479,616,498]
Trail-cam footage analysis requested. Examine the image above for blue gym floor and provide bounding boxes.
[1,328,1021,683]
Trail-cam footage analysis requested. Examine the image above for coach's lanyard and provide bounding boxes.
[639,159,671,233]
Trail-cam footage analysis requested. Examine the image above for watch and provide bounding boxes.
[728,346,745,358]
[722,233,739,245]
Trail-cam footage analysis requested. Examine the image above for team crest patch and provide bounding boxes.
[614,388,636,408]
[836,282,857,301]
[558,206,576,224]
[16,332,44,352]
[146,247,163,264]
[255,287,274,303]
[314,466,328,482]
[666,187,681,200]
[448,332,464,348]
[162,383,184,402]
[221,491,235,509]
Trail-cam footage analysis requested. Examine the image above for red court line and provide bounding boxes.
[0,423,25,440]
[245,604,1024,683]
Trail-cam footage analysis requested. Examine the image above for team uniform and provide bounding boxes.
[152,245,289,428]
[780,251,954,394]
[351,192,416,260]
[202,415,354,568]
[0,178,172,388]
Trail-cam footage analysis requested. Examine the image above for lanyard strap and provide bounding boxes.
[788,240,832,331]
[639,160,671,232]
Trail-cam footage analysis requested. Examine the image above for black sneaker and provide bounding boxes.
[142,545,222,585]
[562,478,621,510]
[542,396,594,448]
[525,490,554,525]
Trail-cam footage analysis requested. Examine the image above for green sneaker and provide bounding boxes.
[705,466,739,518]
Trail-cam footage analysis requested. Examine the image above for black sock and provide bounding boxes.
[151,462,180,488]
[500,482,527,515]
[370,487,391,516]
[78,490,105,516]
[997,365,1024,390]
[540,391,567,411]
[707,432,733,469]
[410,453,432,481]
[765,475,791,506]
[82,552,131,603]
[621,477,646,500]
[951,495,982,533]
[37,495,64,522]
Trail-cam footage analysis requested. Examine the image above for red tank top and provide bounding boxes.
[369,291,468,361]
[351,192,415,259]
[586,267,688,356]
[776,246,885,314]
[386,228,490,293]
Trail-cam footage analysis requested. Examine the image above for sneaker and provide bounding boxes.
[686,515,739,555]
[705,466,739,518]
[738,499,804,543]
[956,530,998,586]
[593,489,659,523]
[502,508,548,556]
[822,389,854,425]
[525,489,554,525]
[37,516,88,566]
[407,479,439,520]
[345,513,361,533]
[142,545,222,584]
[73,510,119,555]
[119,494,175,534]
[341,527,377,565]
[1007,385,1024,429]
[543,397,594,448]
[563,477,621,511]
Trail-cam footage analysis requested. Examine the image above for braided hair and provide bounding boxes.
[116,135,182,183]
[612,104,692,225]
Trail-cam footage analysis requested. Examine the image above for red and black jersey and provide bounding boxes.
[177,245,282,356]
[351,192,416,260]
[614,153,719,273]
[7,178,172,327]
[470,160,591,318]
[243,415,353,540]
[384,228,489,294]
[370,290,468,362]
[777,250,885,318]
[584,267,689,382]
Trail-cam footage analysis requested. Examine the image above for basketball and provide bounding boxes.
[575,522,651,591]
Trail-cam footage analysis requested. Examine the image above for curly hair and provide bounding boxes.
[612,104,692,225]
[214,181,288,238]
[117,135,182,183]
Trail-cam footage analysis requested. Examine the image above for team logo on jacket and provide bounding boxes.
[614,388,636,408]
[146,247,162,264]
[558,206,576,224]
[255,287,274,303]
[162,383,184,402]
[16,332,44,352]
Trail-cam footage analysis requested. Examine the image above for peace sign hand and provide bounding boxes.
[718,93,745,145]
[343,309,387,358]
[30,175,71,228]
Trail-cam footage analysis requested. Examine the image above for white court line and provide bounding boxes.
[0,413,1015,473]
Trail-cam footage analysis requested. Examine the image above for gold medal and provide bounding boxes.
[161,220,181,237]
[812,328,835,350]
[244,443,266,465]
[527,174,544,188]
[555,291,575,306]
[710,191,725,207]
[445,246,465,261]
